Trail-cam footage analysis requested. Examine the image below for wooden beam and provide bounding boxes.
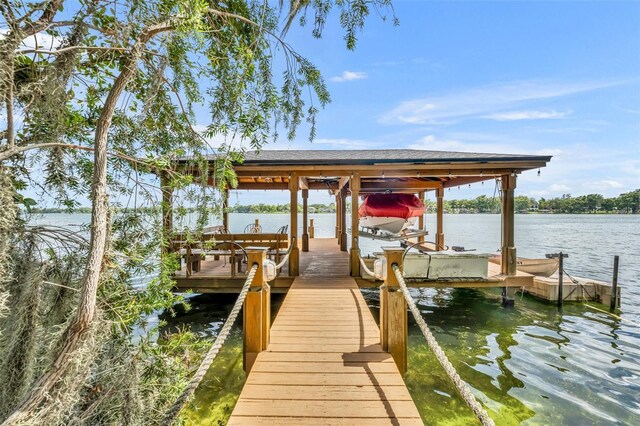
[350,175,361,277]
[244,248,268,373]
[289,175,300,276]
[381,248,407,375]
[360,180,442,192]
[436,187,444,251]
[302,189,309,252]
[233,161,549,176]
[298,176,309,190]
[339,186,347,251]
[335,195,340,240]
[501,174,517,276]
[443,176,496,188]
[418,191,425,243]
[223,188,229,232]
[338,176,350,191]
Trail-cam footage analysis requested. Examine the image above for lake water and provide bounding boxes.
[30,212,640,425]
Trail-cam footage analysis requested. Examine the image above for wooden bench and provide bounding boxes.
[172,233,289,277]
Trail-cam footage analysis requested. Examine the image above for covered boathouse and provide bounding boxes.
[164,149,552,424]
[166,149,552,292]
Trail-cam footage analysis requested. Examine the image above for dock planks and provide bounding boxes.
[228,241,421,424]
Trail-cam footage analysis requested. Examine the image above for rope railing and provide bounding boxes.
[275,236,296,270]
[391,264,495,426]
[162,263,259,426]
[358,255,379,279]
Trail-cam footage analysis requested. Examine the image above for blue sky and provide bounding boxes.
[225,0,640,205]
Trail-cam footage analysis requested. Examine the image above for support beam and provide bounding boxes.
[289,176,300,276]
[436,187,445,250]
[302,189,309,252]
[222,188,229,232]
[350,175,361,277]
[244,248,268,373]
[380,248,407,375]
[501,174,517,276]
[298,176,309,190]
[335,195,340,240]
[339,186,348,252]
[418,191,425,243]
[160,171,174,254]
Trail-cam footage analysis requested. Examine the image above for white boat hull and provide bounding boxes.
[359,216,417,235]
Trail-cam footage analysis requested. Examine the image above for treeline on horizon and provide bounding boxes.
[29,189,639,215]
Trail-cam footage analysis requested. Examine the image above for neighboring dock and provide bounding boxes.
[228,242,422,425]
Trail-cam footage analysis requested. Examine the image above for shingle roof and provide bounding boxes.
[203,149,551,165]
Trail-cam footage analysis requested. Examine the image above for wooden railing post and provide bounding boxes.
[302,189,309,252]
[380,248,407,375]
[501,174,517,276]
[309,218,315,239]
[244,248,268,373]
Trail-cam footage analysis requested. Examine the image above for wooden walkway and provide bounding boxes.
[228,240,422,425]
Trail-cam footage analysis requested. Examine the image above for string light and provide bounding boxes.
[448,171,452,178]
[382,171,385,178]
[480,170,483,177]
[537,168,541,177]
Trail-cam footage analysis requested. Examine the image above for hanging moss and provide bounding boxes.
[0,238,43,418]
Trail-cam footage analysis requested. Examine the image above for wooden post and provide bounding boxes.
[340,186,348,251]
[611,255,619,311]
[558,252,564,308]
[350,175,361,277]
[254,218,260,228]
[222,188,229,232]
[418,191,425,243]
[436,187,445,251]
[160,171,174,254]
[309,218,315,239]
[335,195,341,241]
[289,175,300,276]
[380,248,407,375]
[244,248,268,373]
[501,174,517,276]
[302,189,309,252]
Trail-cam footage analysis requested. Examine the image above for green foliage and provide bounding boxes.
[1,0,394,422]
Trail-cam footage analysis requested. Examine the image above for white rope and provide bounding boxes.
[275,237,296,270]
[392,264,495,426]
[162,263,259,426]
[358,255,378,278]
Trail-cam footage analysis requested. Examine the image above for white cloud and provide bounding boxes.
[484,110,570,121]
[330,71,367,83]
[590,180,624,190]
[407,134,523,155]
[1,29,62,51]
[549,183,571,193]
[379,80,619,125]
[314,138,379,149]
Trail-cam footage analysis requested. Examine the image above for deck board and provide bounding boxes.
[228,239,421,424]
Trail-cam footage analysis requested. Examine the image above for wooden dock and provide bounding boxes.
[228,240,422,425]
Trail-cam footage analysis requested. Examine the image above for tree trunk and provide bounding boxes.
[1,42,146,426]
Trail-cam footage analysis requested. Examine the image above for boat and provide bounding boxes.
[358,193,426,235]
[489,256,559,277]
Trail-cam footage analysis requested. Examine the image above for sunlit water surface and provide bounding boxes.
[32,213,640,425]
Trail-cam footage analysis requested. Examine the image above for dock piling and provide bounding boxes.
[558,253,564,308]
[243,248,269,373]
[381,248,408,375]
[611,255,619,311]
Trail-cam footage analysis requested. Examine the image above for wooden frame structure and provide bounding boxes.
[169,149,551,283]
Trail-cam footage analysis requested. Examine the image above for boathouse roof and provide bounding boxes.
[202,149,551,166]
[180,148,551,193]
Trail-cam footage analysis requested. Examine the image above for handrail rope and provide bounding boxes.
[162,263,259,426]
[391,264,495,426]
[275,236,296,270]
[358,255,378,278]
